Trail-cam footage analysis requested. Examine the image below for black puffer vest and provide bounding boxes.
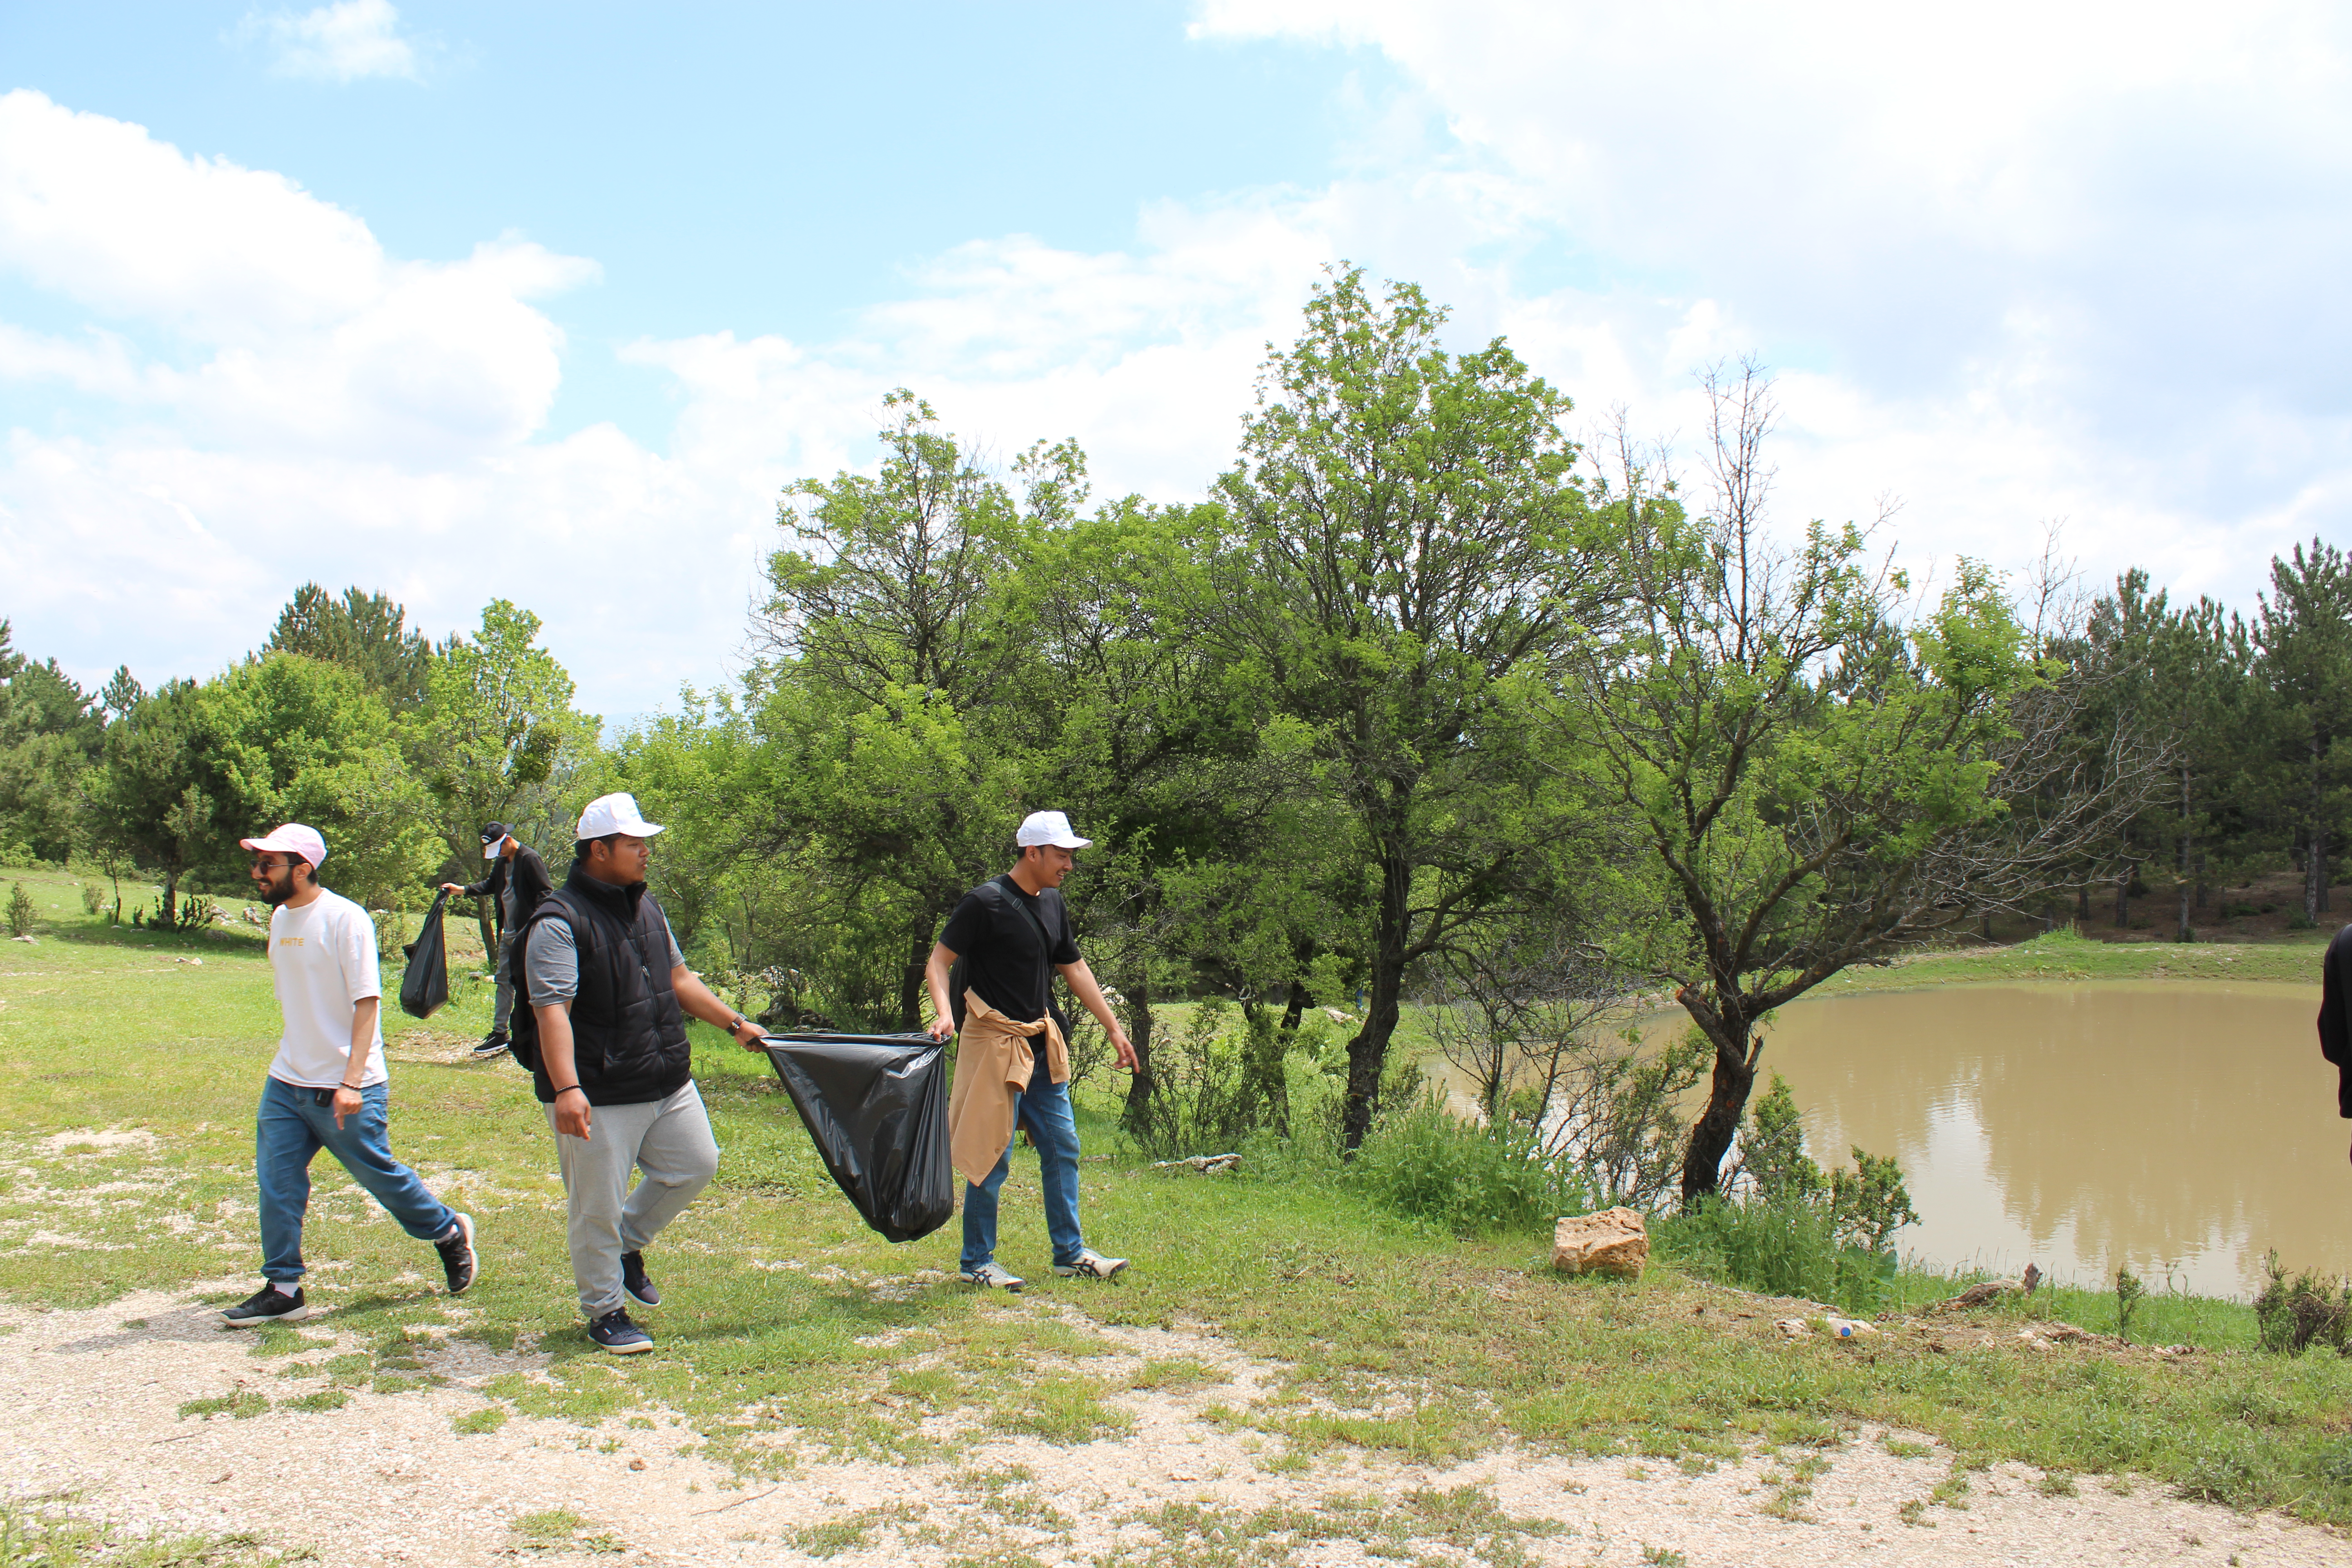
[513,865,690,1107]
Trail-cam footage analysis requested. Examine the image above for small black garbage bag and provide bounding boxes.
[397,890,451,1019]
[762,1032,952,1243]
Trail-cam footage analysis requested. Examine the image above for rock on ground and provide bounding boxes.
[1553,1206,1650,1279]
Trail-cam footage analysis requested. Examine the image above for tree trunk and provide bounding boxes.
[2310,736,2327,925]
[2075,882,2091,925]
[1119,970,1156,1137]
[2308,829,2328,926]
[2177,766,2193,943]
[161,868,179,930]
[896,927,928,1032]
[1340,846,1413,1152]
[1280,978,1310,1034]
[1678,1003,1762,1203]
[2114,860,2132,927]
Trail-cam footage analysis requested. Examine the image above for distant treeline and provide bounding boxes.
[0,588,598,929]
[0,270,2319,1195]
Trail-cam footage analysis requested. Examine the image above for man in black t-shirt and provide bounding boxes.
[925,810,1137,1291]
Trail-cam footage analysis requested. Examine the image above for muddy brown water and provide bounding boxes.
[1431,980,2350,1298]
[1746,981,2352,1298]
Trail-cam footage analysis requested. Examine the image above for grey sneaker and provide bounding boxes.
[1052,1248,1128,1280]
[587,1308,653,1354]
[222,1284,307,1326]
[959,1261,1024,1292]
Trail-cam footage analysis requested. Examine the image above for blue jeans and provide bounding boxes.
[960,1074,1084,1273]
[255,1077,456,1285]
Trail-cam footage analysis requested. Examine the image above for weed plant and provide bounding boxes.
[1341,1094,1587,1238]
[1657,1195,1894,1314]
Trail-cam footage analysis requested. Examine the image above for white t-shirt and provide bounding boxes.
[266,888,388,1089]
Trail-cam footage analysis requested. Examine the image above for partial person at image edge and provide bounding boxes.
[221,823,479,1327]
[441,821,554,1061]
[924,808,1139,1293]
[2319,922,2352,1155]
[509,791,770,1354]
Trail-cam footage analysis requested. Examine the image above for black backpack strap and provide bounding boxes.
[509,893,586,1070]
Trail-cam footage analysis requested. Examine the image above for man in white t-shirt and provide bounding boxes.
[220,823,480,1327]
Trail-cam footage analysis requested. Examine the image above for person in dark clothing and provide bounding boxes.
[441,822,554,1059]
[511,793,768,1353]
[923,810,1137,1292]
[2318,923,2352,1158]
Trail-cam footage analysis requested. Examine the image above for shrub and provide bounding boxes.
[1128,998,1266,1159]
[1344,1094,1588,1238]
[2253,1252,2351,1355]
[1662,1195,1894,1315]
[4,882,32,937]
[1659,1073,1918,1314]
[79,881,104,916]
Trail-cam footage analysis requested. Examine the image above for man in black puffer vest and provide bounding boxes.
[512,793,768,1353]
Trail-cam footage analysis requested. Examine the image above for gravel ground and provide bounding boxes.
[3,1289,2348,1567]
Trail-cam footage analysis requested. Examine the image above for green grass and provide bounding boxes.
[0,1505,319,1567]
[10,862,2352,1529]
[1815,924,2328,995]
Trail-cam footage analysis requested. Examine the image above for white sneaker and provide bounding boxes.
[1052,1248,1129,1280]
[959,1261,1024,1293]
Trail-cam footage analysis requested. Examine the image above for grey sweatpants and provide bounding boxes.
[545,1082,719,1317]
[490,932,514,1034]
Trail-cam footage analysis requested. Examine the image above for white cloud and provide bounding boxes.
[9,9,2352,719]
[248,0,424,83]
[1186,0,2352,610]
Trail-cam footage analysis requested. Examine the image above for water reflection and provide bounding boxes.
[1751,982,2347,1298]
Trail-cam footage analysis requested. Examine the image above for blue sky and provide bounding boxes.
[4,1,2350,719]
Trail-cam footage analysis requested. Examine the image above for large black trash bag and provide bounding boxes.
[762,1032,952,1243]
[397,890,451,1019]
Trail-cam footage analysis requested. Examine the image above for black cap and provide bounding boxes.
[480,822,510,846]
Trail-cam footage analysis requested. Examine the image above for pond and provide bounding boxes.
[1746,981,2347,1298]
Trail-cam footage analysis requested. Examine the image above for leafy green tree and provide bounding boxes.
[265,584,433,712]
[1190,269,1613,1150]
[2149,595,2259,937]
[2253,541,2352,924]
[91,679,211,925]
[763,390,1031,711]
[405,600,596,913]
[0,621,104,862]
[745,396,1058,1028]
[1002,495,1341,1132]
[1568,365,2154,1201]
[196,653,441,912]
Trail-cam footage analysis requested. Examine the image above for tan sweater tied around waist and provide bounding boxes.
[946,990,1070,1188]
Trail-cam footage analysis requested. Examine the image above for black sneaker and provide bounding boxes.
[470,1032,510,1060]
[587,1308,652,1354]
[620,1250,659,1308]
[221,1285,307,1327]
[435,1213,477,1295]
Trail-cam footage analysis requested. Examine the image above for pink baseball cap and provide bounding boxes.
[240,824,328,867]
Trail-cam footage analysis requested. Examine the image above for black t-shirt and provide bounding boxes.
[939,874,1080,1034]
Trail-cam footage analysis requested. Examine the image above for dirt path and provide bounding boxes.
[3,1289,2346,1567]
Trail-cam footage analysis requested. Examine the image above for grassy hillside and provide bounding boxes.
[5,862,2352,1525]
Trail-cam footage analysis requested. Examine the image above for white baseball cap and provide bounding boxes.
[240,823,327,868]
[575,792,665,840]
[1016,809,1092,850]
